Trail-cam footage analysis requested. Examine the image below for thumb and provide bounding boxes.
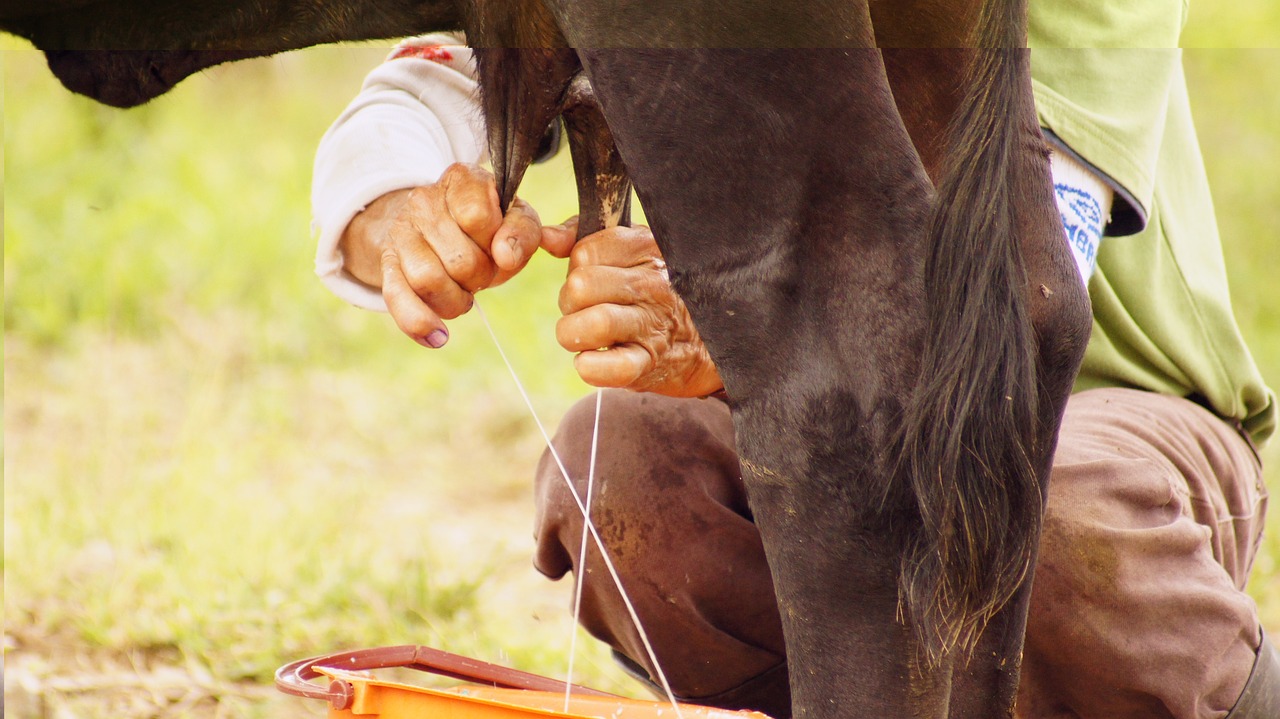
[491,198,544,273]
[540,216,579,259]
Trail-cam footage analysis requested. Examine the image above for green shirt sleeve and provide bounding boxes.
[1030,50,1179,236]
[1029,0,1188,236]
[1025,2,1277,445]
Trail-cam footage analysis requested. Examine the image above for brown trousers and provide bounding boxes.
[532,388,1269,719]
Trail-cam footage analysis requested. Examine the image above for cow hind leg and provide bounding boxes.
[567,44,969,718]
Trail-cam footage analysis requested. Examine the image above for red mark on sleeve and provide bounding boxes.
[389,45,455,64]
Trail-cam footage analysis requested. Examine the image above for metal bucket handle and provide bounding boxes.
[275,645,618,711]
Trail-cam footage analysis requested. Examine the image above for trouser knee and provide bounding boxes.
[531,391,788,712]
[1018,389,1266,719]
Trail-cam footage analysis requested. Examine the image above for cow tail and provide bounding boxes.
[897,0,1042,664]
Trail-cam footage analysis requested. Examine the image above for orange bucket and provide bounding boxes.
[276,646,773,719]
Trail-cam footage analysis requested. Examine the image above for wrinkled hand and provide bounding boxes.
[339,163,575,348]
[557,225,724,397]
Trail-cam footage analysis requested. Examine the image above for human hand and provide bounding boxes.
[338,163,575,348]
[556,225,724,397]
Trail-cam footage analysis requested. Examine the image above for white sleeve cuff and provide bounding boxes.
[312,40,483,312]
[1050,150,1114,284]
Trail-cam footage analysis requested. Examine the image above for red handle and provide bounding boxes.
[275,645,618,711]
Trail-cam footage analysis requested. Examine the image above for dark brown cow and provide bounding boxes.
[2,2,1091,716]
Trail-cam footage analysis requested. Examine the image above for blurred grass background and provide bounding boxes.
[3,41,627,719]
[4,15,1279,719]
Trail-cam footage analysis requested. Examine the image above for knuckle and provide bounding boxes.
[408,280,468,320]
[585,308,612,343]
[443,162,487,184]
[560,310,604,351]
[442,246,484,280]
[403,187,443,224]
[406,185,436,208]
[435,292,473,320]
[569,240,597,269]
[444,171,498,229]
[402,255,446,296]
[380,245,401,272]
[557,284,574,316]
[555,316,579,350]
[563,269,591,302]
[451,202,489,233]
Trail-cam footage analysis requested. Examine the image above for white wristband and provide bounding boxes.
[1049,151,1113,284]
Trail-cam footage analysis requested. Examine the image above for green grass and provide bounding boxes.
[4,32,1280,719]
[4,42,630,718]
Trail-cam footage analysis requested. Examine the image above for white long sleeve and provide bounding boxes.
[311,35,484,311]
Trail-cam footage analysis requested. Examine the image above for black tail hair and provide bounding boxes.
[896,0,1042,664]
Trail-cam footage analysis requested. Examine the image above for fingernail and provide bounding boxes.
[420,329,448,349]
[506,237,523,265]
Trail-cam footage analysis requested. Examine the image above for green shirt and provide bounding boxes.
[1028,3,1277,444]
